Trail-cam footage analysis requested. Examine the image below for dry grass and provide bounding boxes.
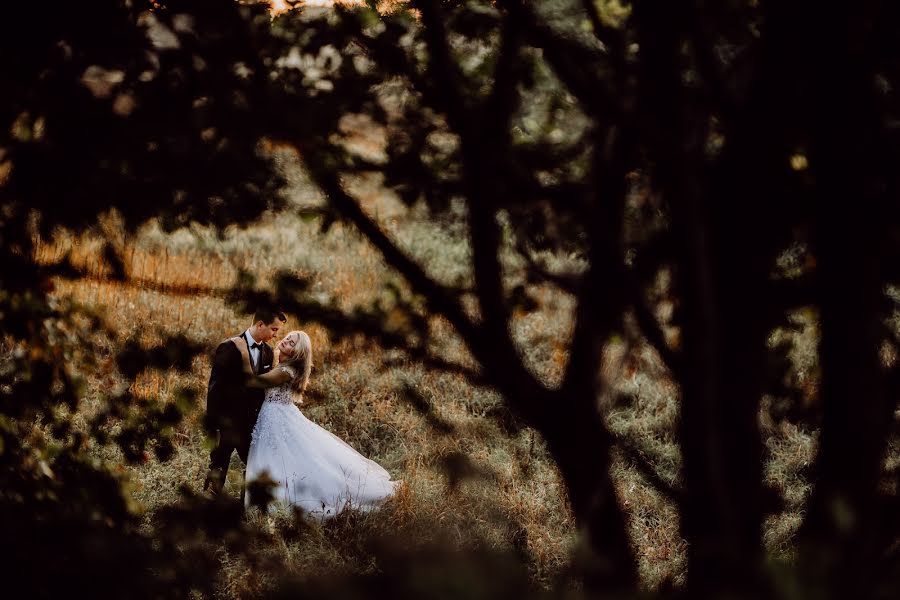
[35,158,578,596]
[36,152,830,596]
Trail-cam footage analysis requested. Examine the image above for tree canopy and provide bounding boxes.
[1,0,898,597]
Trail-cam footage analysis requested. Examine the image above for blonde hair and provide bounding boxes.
[278,330,312,397]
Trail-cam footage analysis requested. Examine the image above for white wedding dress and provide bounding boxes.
[245,365,399,519]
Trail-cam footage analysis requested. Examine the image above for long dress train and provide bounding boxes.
[245,365,399,519]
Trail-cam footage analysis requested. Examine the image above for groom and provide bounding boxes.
[203,307,286,496]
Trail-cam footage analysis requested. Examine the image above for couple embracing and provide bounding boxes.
[203,308,399,518]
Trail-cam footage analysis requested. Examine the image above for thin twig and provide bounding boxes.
[612,432,684,505]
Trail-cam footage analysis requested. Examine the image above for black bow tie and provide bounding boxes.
[250,342,262,350]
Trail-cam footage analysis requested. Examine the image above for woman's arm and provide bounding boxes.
[231,338,292,389]
[246,368,291,389]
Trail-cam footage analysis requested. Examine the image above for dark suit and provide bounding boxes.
[203,332,274,494]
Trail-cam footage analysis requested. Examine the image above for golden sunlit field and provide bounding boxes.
[4,0,900,598]
[32,151,820,596]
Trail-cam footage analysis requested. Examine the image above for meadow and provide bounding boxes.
[32,149,821,596]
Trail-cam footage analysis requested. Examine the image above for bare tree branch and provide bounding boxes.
[414,1,550,410]
[629,291,683,380]
[514,4,624,120]
[611,432,684,505]
[415,0,469,131]
[297,147,482,346]
[382,352,490,388]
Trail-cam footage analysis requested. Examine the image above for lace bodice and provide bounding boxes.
[264,365,297,405]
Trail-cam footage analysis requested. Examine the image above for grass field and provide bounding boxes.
[32,150,824,596]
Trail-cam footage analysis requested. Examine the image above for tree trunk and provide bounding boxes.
[798,4,894,595]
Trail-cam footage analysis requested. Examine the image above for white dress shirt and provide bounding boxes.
[243,329,262,371]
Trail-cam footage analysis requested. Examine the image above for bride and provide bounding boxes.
[231,330,399,518]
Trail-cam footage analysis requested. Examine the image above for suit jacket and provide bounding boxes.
[206,332,274,436]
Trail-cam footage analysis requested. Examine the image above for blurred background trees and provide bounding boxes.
[1,0,898,597]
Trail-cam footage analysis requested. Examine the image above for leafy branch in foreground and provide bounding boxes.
[259,0,900,596]
[1,0,899,597]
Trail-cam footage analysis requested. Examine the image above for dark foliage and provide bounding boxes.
[1,0,899,598]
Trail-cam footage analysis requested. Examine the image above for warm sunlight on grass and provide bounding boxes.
[38,147,822,595]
